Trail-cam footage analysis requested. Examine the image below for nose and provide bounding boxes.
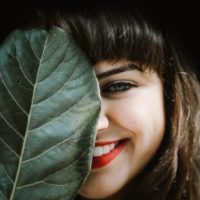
[97,99,109,131]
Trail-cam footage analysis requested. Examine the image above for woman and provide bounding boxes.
[35,2,200,199]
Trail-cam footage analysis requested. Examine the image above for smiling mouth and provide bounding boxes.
[92,139,128,169]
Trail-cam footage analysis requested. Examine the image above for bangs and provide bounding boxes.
[59,4,165,74]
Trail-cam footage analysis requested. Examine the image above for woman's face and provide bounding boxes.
[79,60,165,200]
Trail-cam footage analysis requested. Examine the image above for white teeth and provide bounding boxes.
[109,143,115,150]
[93,142,117,157]
[94,146,103,157]
[103,145,110,154]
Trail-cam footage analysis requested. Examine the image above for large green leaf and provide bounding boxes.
[0,26,100,200]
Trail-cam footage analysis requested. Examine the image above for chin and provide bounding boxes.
[79,186,116,199]
[79,172,128,200]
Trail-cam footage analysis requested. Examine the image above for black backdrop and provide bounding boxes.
[0,0,199,75]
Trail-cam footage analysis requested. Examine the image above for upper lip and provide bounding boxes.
[95,140,119,146]
[95,138,128,146]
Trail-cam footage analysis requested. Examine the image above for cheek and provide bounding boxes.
[113,99,164,133]
[121,103,165,174]
[113,95,165,148]
[130,103,165,162]
[112,104,141,134]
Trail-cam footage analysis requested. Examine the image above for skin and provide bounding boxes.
[79,60,165,200]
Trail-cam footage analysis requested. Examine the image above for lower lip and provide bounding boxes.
[92,139,128,169]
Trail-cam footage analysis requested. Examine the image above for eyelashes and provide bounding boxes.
[101,81,138,94]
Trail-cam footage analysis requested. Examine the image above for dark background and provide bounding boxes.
[0,0,199,75]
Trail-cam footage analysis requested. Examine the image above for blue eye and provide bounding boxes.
[102,81,137,94]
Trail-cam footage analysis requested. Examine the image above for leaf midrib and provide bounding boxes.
[9,32,49,200]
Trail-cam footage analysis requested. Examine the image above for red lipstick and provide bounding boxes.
[92,139,128,169]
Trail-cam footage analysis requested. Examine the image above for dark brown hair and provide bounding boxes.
[31,2,200,199]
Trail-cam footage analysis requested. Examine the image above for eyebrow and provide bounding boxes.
[96,63,140,80]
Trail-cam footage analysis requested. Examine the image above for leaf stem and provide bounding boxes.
[9,32,49,200]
